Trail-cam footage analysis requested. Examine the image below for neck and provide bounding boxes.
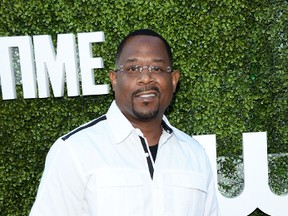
[131,118,163,146]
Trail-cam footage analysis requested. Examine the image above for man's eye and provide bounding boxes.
[127,66,139,72]
[152,66,161,71]
[151,66,164,73]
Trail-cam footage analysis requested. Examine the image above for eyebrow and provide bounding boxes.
[124,58,166,64]
[125,58,138,63]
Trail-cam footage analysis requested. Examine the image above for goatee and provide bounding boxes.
[131,86,160,120]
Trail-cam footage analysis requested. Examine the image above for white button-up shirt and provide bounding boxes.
[30,101,220,216]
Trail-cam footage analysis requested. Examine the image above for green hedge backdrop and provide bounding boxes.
[0,0,287,215]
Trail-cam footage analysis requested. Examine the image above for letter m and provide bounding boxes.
[33,34,79,98]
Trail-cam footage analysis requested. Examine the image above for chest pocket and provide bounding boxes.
[160,170,208,215]
[85,168,145,216]
[169,170,207,192]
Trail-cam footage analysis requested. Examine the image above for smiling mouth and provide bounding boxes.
[139,94,156,98]
[133,86,160,99]
[137,92,157,98]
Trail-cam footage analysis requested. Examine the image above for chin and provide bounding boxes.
[133,109,159,120]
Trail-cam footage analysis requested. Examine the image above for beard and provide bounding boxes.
[131,86,160,120]
[132,100,160,120]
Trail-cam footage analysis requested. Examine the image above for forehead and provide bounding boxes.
[117,35,170,65]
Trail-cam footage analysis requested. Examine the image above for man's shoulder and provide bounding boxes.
[61,115,107,141]
[162,116,203,150]
[172,126,205,151]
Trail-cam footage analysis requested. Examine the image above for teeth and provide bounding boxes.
[139,94,156,98]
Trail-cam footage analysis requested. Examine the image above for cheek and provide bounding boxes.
[160,78,175,92]
[160,82,175,102]
[114,79,134,98]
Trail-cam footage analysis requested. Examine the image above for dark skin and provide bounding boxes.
[109,35,179,146]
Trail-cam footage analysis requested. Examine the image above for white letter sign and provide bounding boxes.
[194,132,288,216]
[0,31,109,100]
[0,36,37,100]
[33,34,79,98]
[78,32,109,96]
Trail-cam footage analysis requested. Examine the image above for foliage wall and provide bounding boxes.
[0,0,287,215]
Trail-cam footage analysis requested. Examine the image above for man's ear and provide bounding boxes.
[109,70,117,91]
[171,70,180,93]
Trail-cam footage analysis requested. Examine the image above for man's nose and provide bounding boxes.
[137,69,155,84]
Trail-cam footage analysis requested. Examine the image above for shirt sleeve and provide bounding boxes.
[29,138,86,216]
[204,153,221,216]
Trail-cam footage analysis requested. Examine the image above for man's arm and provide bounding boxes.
[30,138,85,216]
[204,154,221,216]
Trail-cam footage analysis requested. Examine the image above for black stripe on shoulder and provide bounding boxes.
[62,115,107,141]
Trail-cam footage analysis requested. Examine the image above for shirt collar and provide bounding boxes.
[106,101,174,144]
[161,117,173,134]
[106,101,134,144]
[161,115,188,143]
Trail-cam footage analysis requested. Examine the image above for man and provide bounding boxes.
[30,29,220,215]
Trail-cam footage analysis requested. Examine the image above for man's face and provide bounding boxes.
[110,35,179,122]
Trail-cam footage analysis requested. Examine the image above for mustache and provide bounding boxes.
[132,86,160,97]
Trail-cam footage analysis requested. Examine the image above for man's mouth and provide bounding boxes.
[133,87,160,98]
[138,93,157,98]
